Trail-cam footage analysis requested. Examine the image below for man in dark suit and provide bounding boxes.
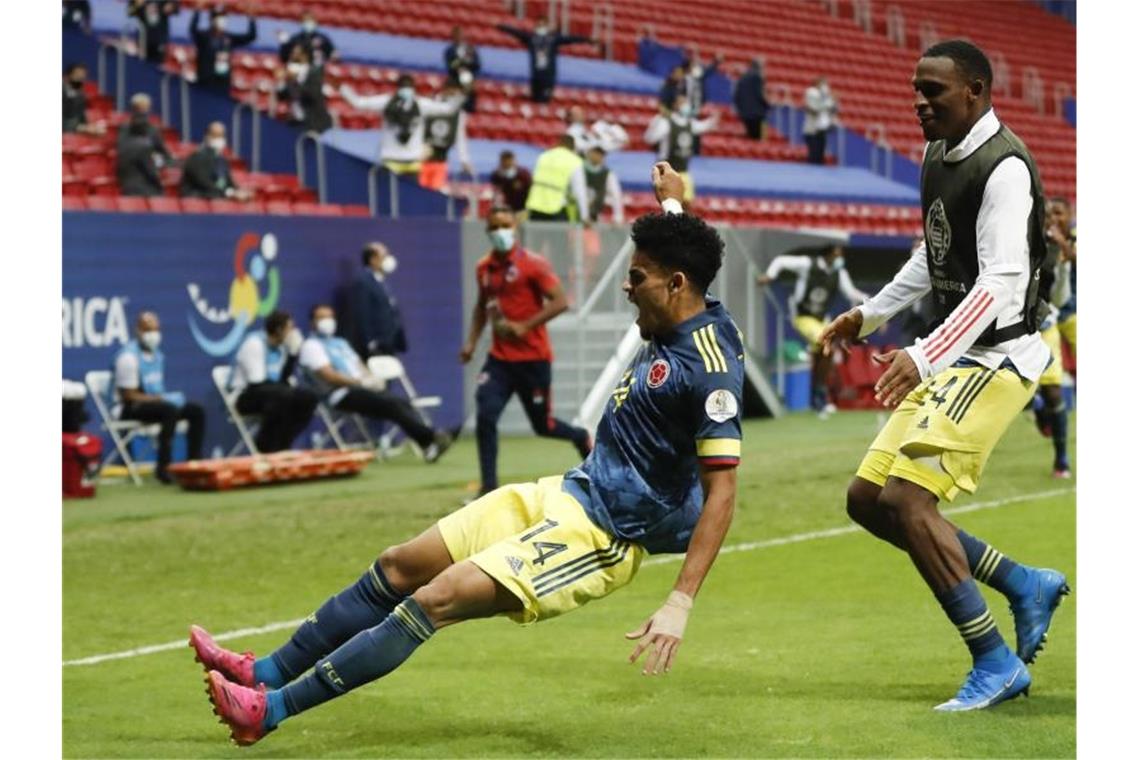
[733,57,770,140]
[117,93,173,165]
[444,25,481,113]
[348,242,407,360]
[495,17,596,103]
[117,117,164,197]
[190,5,257,93]
[128,1,180,63]
[179,122,251,200]
[279,10,336,66]
[277,47,333,133]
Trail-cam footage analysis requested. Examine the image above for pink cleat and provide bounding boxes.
[189,625,256,687]
[204,670,272,746]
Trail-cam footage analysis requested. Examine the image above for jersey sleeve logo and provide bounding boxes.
[704,389,739,422]
[692,324,728,373]
[647,359,670,388]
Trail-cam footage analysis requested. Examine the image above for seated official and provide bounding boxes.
[231,310,319,453]
[299,304,456,463]
[113,311,205,483]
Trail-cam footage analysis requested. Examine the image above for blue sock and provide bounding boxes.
[264,689,288,729]
[956,529,1030,599]
[935,578,1010,669]
[260,560,405,687]
[268,598,435,728]
[1050,402,1069,469]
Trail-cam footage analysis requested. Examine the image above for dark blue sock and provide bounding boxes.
[269,598,435,727]
[956,529,1030,599]
[935,578,1009,668]
[261,560,405,686]
[1050,402,1069,468]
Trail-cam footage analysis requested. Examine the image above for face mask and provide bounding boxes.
[831,256,845,272]
[500,167,517,179]
[536,25,549,35]
[302,20,317,33]
[315,317,337,336]
[397,86,415,101]
[287,62,307,77]
[213,16,227,31]
[488,228,515,253]
[380,255,398,275]
[690,65,704,78]
[207,136,226,152]
[140,331,162,350]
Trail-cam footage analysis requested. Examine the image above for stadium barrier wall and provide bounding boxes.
[62,212,465,458]
[63,27,456,216]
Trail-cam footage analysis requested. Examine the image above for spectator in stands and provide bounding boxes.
[681,47,723,113]
[419,82,474,190]
[62,1,91,32]
[276,46,332,134]
[444,25,481,113]
[659,65,686,110]
[180,121,252,200]
[565,105,593,154]
[489,150,532,215]
[565,106,630,155]
[643,93,718,205]
[113,311,205,483]
[63,63,105,136]
[495,17,596,103]
[576,146,624,223]
[803,76,839,165]
[348,242,407,360]
[340,74,464,178]
[117,116,165,197]
[525,134,590,223]
[279,10,336,67]
[232,309,318,453]
[127,1,181,63]
[299,304,457,463]
[190,5,257,93]
[117,93,173,166]
[733,57,769,140]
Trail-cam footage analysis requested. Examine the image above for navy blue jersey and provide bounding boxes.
[563,301,744,554]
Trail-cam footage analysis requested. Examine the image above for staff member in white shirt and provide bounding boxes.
[819,40,1067,713]
[340,74,464,178]
[232,309,318,453]
[299,304,457,463]
[802,77,838,165]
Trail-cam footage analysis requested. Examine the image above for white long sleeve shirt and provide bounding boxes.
[340,86,463,164]
[857,109,1049,381]
[573,165,624,222]
[643,113,718,161]
[766,255,866,312]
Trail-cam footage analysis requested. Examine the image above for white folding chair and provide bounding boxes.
[367,356,442,457]
[84,370,186,486]
[211,365,261,456]
[315,401,378,453]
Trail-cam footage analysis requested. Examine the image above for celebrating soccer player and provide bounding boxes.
[818,40,1069,711]
[190,161,746,745]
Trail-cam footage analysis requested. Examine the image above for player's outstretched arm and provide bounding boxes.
[818,307,864,358]
[627,465,736,675]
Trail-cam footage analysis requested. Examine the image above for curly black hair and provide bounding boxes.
[922,39,993,90]
[265,309,292,336]
[630,212,725,293]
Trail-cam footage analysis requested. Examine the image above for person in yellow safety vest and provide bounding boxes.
[525,134,590,224]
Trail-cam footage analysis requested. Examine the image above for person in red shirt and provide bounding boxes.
[460,206,592,495]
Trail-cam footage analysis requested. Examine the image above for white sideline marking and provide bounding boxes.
[63,486,1073,668]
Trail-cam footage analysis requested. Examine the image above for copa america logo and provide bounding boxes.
[925,197,951,266]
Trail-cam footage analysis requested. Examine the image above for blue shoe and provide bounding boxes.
[934,654,1031,712]
[1010,568,1070,664]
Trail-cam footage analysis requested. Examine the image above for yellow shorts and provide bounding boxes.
[1039,325,1063,386]
[792,315,826,351]
[855,363,1037,501]
[680,171,695,202]
[1058,313,1076,355]
[437,476,645,625]
[383,160,422,176]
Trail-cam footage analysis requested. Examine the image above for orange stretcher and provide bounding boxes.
[166,450,373,491]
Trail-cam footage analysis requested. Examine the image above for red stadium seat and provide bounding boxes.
[85,196,118,212]
[265,201,293,215]
[115,197,149,212]
[147,197,182,213]
[180,197,211,213]
[62,196,87,211]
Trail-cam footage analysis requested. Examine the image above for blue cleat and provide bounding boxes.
[1010,568,1070,664]
[934,653,1031,712]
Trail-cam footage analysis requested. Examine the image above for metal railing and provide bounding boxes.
[549,0,571,33]
[294,133,327,203]
[851,0,872,32]
[866,123,893,178]
[231,97,262,173]
[592,3,615,60]
[1053,82,1073,121]
[885,5,906,46]
[367,163,403,218]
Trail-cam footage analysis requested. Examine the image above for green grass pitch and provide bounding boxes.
[64,411,1075,758]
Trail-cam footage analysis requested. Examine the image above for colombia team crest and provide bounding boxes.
[647,359,670,388]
